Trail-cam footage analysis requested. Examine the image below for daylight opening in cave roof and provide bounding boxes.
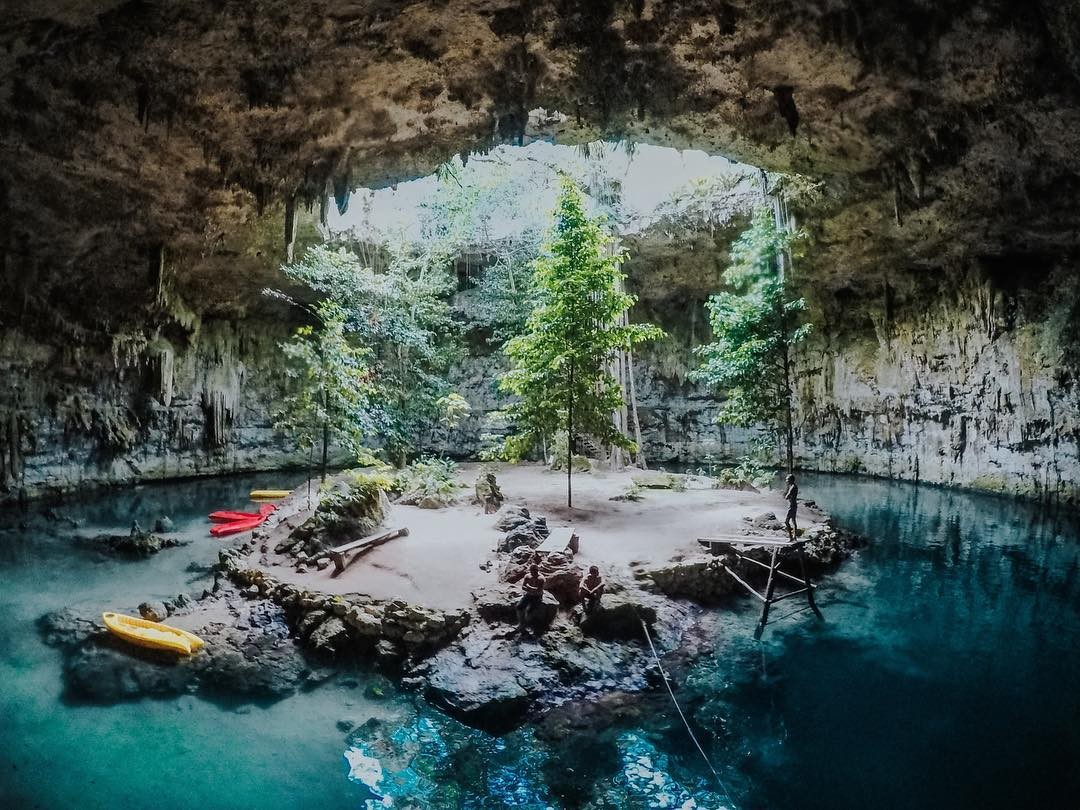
[4,2,1079,807]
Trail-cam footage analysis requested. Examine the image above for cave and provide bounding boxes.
[2,2,1079,808]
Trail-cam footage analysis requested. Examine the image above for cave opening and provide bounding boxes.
[3,3,1080,809]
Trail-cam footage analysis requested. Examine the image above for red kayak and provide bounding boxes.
[209,503,275,537]
[208,504,275,523]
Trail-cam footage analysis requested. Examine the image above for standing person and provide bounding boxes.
[516,564,546,629]
[784,473,799,538]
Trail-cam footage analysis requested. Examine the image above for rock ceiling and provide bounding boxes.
[3,0,1080,331]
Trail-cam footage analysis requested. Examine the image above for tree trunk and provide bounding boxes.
[307,444,314,510]
[627,347,646,469]
[567,361,574,509]
[321,421,329,483]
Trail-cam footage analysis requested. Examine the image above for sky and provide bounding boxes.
[325,141,754,242]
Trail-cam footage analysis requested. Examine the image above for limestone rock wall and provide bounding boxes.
[794,265,1080,502]
[0,317,302,504]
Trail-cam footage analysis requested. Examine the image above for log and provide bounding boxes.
[329,527,409,575]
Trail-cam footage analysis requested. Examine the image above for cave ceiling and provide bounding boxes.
[3,0,1080,331]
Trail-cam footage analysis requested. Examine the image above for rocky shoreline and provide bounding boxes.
[41,478,866,733]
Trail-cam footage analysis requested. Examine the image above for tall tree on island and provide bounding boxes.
[499,178,663,508]
[275,300,378,493]
[690,204,811,474]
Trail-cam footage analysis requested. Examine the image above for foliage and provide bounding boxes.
[435,393,471,431]
[280,244,460,464]
[274,300,379,478]
[395,456,460,499]
[301,469,393,542]
[548,429,592,472]
[690,205,812,471]
[714,459,773,490]
[499,178,663,505]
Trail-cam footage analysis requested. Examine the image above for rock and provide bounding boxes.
[580,596,657,642]
[374,639,403,665]
[297,610,328,639]
[344,605,383,637]
[47,597,310,704]
[474,471,505,514]
[472,585,558,630]
[645,558,738,604]
[153,516,175,533]
[80,525,186,557]
[336,719,355,733]
[423,633,542,733]
[749,512,782,530]
[315,557,330,570]
[137,601,168,622]
[541,566,584,606]
[308,617,350,657]
[494,507,530,532]
[38,608,103,647]
[499,524,542,552]
[417,494,447,509]
[630,470,687,490]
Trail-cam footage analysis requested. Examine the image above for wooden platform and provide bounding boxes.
[534,527,579,556]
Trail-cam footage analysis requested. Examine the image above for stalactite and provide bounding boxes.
[284,195,298,264]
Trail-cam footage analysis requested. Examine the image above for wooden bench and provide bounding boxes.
[329,527,409,575]
[533,527,579,556]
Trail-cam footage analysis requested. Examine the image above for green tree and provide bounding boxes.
[690,204,811,473]
[279,244,460,465]
[500,178,663,507]
[275,300,378,484]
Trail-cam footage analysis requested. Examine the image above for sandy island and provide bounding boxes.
[247,462,827,611]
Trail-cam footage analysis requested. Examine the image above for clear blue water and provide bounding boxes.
[1,472,1078,809]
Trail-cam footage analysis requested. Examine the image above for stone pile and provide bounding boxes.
[80,521,186,557]
[494,506,549,552]
[223,552,470,663]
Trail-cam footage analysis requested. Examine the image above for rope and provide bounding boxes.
[639,619,739,810]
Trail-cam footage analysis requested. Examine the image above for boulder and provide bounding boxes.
[472,585,558,630]
[645,558,739,604]
[137,601,168,622]
[153,516,175,533]
[296,609,328,639]
[580,596,657,642]
[748,511,782,530]
[308,617,350,657]
[494,507,530,532]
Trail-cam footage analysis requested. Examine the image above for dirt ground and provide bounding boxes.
[247,462,823,611]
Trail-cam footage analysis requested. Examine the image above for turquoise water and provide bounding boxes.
[1,472,1078,808]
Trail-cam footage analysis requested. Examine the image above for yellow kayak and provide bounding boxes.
[250,489,291,500]
[102,612,205,655]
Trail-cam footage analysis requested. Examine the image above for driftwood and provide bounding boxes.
[329,527,409,576]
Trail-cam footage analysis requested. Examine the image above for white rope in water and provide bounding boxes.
[639,619,739,810]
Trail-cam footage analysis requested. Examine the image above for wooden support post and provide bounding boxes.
[754,546,780,640]
[798,544,824,620]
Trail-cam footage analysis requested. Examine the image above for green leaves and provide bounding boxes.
[690,203,811,466]
[499,178,663,463]
[280,244,461,462]
[274,300,378,466]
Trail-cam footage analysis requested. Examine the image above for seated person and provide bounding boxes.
[516,564,546,627]
[578,565,605,613]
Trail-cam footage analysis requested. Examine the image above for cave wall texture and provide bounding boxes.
[2,0,1079,503]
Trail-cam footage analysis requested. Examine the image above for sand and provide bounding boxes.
[252,463,821,611]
